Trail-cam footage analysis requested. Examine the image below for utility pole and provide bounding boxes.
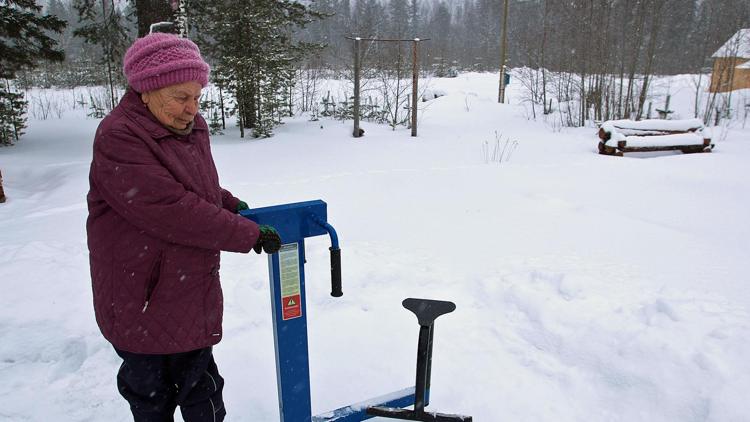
[411,38,420,137]
[353,37,362,138]
[498,0,509,103]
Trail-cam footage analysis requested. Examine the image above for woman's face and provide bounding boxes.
[141,81,202,130]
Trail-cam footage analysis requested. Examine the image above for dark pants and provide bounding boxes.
[115,347,226,422]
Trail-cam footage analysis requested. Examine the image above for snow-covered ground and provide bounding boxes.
[1,73,749,421]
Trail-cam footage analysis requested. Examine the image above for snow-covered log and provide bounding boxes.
[598,118,714,156]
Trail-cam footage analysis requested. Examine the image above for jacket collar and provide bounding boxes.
[119,89,207,142]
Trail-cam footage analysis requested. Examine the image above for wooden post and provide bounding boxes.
[498,0,509,103]
[238,87,245,138]
[353,37,362,138]
[412,39,419,137]
[346,36,429,137]
[0,168,5,203]
[218,81,226,130]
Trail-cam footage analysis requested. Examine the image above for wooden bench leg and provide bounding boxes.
[681,140,714,154]
[598,142,621,156]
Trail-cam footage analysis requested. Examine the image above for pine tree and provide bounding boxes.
[353,0,385,39]
[427,1,452,75]
[74,0,130,109]
[192,0,324,138]
[74,0,132,110]
[302,0,343,65]
[132,0,175,36]
[0,0,66,145]
[388,0,409,39]
[47,0,73,51]
[0,81,27,145]
[408,0,420,38]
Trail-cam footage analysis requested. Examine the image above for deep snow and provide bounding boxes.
[1,73,749,421]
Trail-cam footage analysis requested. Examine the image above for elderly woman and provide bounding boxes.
[86,33,280,422]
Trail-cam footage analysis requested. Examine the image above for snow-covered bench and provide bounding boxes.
[597,119,714,156]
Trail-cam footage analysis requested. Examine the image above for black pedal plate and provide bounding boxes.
[367,406,472,422]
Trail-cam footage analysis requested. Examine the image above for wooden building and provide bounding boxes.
[710,29,750,92]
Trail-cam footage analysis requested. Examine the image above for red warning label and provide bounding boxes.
[282,294,302,320]
[278,243,302,321]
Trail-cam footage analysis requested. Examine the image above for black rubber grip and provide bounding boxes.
[330,247,342,297]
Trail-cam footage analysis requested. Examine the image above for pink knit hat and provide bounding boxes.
[123,33,210,93]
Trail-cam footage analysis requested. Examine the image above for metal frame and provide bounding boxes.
[240,200,415,422]
[346,37,430,138]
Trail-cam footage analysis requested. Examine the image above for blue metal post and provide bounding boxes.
[241,201,330,422]
[269,240,311,421]
[241,200,416,422]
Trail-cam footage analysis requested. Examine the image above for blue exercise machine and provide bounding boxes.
[241,200,471,422]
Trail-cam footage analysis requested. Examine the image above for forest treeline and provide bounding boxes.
[302,0,750,75]
[2,0,749,145]
[35,0,750,83]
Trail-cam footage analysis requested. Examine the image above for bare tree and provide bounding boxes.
[636,0,669,120]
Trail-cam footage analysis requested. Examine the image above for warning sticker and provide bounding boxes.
[278,243,302,320]
[282,294,302,320]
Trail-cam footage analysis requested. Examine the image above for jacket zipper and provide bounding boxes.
[142,252,164,313]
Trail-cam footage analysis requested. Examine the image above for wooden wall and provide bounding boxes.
[710,57,750,92]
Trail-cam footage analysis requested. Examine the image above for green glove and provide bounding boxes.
[236,200,249,213]
[254,225,281,254]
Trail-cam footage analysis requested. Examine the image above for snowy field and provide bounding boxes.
[1,73,749,421]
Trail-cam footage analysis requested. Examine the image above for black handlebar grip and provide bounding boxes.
[330,247,342,297]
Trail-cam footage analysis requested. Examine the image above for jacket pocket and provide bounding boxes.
[141,251,164,313]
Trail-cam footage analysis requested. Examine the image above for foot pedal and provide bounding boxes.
[366,298,472,422]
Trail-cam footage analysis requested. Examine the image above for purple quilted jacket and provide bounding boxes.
[87,90,259,354]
